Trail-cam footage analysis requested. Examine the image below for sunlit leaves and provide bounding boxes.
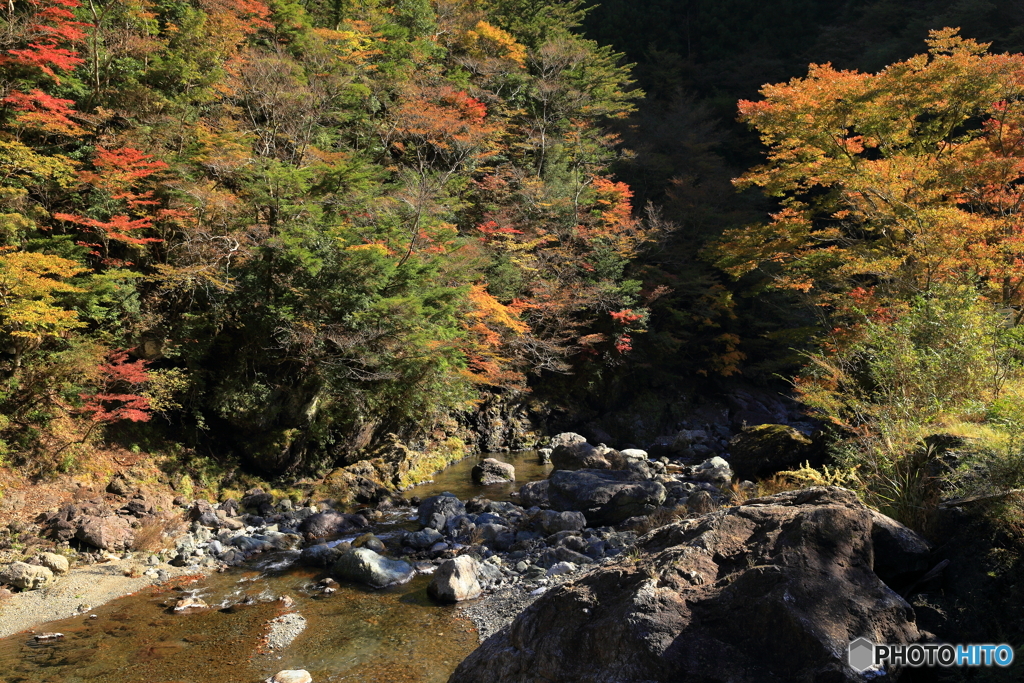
[716,29,1024,314]
[0,249,87,350]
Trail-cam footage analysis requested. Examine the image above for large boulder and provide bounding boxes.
[449,487,924,683]
[518,480,549,507]
[332,548,415,588]
[551,441,625,471]
[34,552,69,576]
[869,510,932,585]
[298,511,367,540]
[0,562,54,590]
[471,458,516,485]
[547,469,666,526]
[549,432,587,449]
[534,509,586,535]
[404,527,444,550]
[298,543,340,567]
[418,493,467,530]
[727,424,814,480]
[76,515,134,551]
[428,556,483,603]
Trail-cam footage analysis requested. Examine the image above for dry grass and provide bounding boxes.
[132,513,179,553]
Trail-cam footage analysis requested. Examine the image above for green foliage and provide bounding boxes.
[796,288,1024,529]
[0,0,650,475]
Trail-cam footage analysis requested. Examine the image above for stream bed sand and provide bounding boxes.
[0,559,205,638]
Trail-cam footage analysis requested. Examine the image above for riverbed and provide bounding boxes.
[0,451,550,683]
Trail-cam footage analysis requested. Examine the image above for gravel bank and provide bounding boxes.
[458,585,543,642]
[0,558,207,638]
[264,611,307,651]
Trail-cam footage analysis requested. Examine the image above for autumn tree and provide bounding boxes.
[714,29,1024,316]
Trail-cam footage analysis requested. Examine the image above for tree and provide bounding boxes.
[0,248,87,372]
[713,29,1024,317]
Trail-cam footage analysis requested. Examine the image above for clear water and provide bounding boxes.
[0,452,548,683]
[409,450,551,502]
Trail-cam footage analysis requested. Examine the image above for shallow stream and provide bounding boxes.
[0,451,550,683]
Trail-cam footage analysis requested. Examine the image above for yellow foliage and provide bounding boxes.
[0,249,87,342]
[460,20,527,66]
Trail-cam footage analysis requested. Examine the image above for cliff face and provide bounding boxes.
[450,487,929,683]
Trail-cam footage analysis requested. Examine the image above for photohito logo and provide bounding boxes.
[848,638,1015,671]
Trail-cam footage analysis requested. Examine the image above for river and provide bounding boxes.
[0,451,551,683]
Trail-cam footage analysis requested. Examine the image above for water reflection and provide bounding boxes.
[0,451,544,683]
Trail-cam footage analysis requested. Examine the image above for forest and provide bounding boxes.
[2,0,1024,525]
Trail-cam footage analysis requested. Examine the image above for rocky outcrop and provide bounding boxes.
[331,548,415,588]
[464,393,540,452]
[727,423,815,480]
[320,435,470,505]
[471,458,516,485]
[450,487,926,683]
[429,556,483,603]
[547,469,666,526]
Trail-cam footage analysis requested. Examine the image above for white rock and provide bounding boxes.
[546,561,577,577]
[266,670,312,683]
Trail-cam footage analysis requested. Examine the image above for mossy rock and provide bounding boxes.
[244,428,302,475]
[728,424,815,480]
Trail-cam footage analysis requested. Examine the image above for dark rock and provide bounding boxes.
[123,497,154,517]
[534,509,586,535]
[536,546,593,569]
[218,499,240,517]
[241,488,274,511]
[405,527,444,550]
[298,544,339,567]
[189,500,220,528]
[518,480,549,507]
[418,493,466,530]
[728,424,815,480]
[493,531,517,551]
[450,487,922,683]
[472,458,516,485]
[547,469,666,526]
[298,511,367,540]
[352,533,387,553]
[870,510,932,585]
[686,490,717,515]
[551,441,625,471]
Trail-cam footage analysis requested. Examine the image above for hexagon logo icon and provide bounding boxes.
[848,637,876,672]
